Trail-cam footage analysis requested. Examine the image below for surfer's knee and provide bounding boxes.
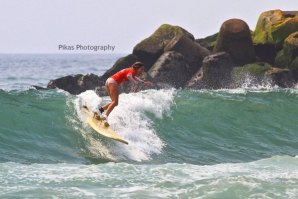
[112,100,118,107]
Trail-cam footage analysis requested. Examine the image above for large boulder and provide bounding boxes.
[148,51,191,88]
[133,24,194,70]
[253,10,298,64]
[187,52,235,89]
[101,54,139,82]
[164,35,210,74]
[275,31,298,67]
[214,19,256,65]
[47,73,101,94]
[253,10,298,48]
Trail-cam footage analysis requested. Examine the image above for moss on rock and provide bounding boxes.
[196,33,218,51]
[133,24,194,69]
[137,24,194,48]
[275,31,298,68]
[253,10,298,48]
[235,62,271,76]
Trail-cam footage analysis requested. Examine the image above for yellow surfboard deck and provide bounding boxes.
[82,106,128,145]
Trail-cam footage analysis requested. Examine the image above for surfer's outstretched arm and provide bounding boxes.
[128,75,154,92]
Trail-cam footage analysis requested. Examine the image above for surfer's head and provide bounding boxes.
[132,62,144,70]
[132,62,144,75]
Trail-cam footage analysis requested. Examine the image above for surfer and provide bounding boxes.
[95,62,153,126]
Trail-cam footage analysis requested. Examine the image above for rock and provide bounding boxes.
[148,51,191,88]
[101,54,139,82]
[31,85,50,90]
[185,69,204,89]
[214,19,256,65]
[78,73,102,90]
[47,74,83,94]
[187,52,234,89]
[47,73,101,95]
[230,62,272,87]
[164,34,210,74]
[275,31,298,67]
[265,67,294,87]
[290,57,298,81]
[133,24,194,70]
[253,10,298,64]
[254,44,276,65]
[230,62,293,87]
[253,10,298,48]
[196,33,218,51]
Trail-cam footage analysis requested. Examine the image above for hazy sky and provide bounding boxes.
[0,0,296,54]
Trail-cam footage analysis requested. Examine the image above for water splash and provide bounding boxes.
[71,89,176,162]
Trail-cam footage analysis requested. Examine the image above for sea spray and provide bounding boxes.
[73,89,176,161]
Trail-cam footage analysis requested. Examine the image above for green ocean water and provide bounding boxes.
[1,54,298,198]
[1,88,298,198]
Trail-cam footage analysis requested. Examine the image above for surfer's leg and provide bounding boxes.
[102,103,110,110]
[105,83,119,117]
[101,78,116,111]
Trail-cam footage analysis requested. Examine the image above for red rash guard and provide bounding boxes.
[111,68,136,84]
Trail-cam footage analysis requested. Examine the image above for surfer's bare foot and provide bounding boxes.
[101,114,110,127]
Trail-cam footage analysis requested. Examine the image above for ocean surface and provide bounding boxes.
[0,54,298,198]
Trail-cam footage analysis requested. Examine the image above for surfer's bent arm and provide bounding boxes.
[134,76,145,84]
[127,74,139,92]
[127,75,154,92]
[128,74,152,84]
[127,74,139,85]
[135,76,154,87]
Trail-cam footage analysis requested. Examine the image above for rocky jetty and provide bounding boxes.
[43,9,298,95]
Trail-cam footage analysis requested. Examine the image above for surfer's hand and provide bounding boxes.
[133,84,139,92]
[143,81,154,86]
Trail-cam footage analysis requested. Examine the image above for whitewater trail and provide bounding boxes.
[71,89,176,162]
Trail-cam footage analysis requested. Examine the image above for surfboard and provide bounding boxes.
[81,106,128,145]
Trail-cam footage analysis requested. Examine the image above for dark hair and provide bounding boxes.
[132,62,144,70]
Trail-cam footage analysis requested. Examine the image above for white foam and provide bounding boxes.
[2,156,298,198]
[226,75,280,94]
[72,89,176,162]
[77,90,102,112]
